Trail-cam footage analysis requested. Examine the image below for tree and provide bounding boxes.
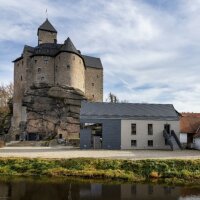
[106,92,119,103]
[0,83,13,113]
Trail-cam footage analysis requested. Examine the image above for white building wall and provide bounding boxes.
[194,138,200,150]
[121,120,180,150]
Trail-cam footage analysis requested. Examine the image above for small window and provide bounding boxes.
[21,76,23,81]
[131,124,136,135]
[41,77,44,81]
[67,65,70,69]
[73,56,75,61]
[97,75,99,78]
[59,134,62,139]
[131,140,137,147]
[22,61,24,65]
[79,59,81,64]
[92,94,94,98]
[35,60,37,64]
[44,60,48,64]
[92,83,94,86]
[148,140,153,147]
[38,68,41,73]
[148,124,153,135]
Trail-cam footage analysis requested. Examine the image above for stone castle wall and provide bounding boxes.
[85,67,103,102]
[55,52,85,93]
[38,30,57,44]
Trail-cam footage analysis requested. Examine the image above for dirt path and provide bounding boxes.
[0,147,199,160]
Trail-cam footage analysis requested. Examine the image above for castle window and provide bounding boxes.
[38,68,41,73]
[17,63,19,66]
[44,60,48,64]
[79,60,81,64]
[92,94,94,98]
[21,76,23,81]
[35,60,37,64]
[97,75,99,78]
[41,77,44,81]
[92,83,94,86]
[22,61,24,65]
[67,65,70,69]
[73,56,75,61]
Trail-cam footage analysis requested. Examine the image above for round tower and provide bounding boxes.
[55,38,85,92]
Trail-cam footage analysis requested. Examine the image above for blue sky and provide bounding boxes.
[1,0,200,112]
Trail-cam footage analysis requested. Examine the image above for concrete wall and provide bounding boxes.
[121,120,180,150]
[38,30,57,44]
[194,137,200,150]
[55,52,85,92]
[80,119,121,149]
[85,67,103,102]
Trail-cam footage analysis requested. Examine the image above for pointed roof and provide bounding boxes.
[60,37,80,54]
[38,19,57,33]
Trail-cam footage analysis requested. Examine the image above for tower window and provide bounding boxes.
[44,60,48,64]
[35,60,37,64]
[41,77,44,81]
[67,65,70,69]
[22,61,24,65]
[73,56,75,61]
[97,75,99,78]
[92,83,94,86]
[21,76,23,81]
[38,68,41,73]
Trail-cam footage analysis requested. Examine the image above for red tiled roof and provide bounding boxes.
[180,113,200,134]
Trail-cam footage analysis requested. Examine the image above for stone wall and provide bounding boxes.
[38,30,57,44]
[22,84,85,140]
[85,67,103,102]
[55,52,85,93]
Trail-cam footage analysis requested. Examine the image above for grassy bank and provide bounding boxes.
[0,158,200,185]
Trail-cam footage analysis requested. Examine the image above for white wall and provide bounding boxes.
[180,133,187,143]
[194,138,200,150]
[121,120,180,150]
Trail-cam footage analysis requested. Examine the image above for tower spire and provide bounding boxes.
[45,9,48,19]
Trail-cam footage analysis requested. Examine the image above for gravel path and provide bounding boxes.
[0,147,199,160]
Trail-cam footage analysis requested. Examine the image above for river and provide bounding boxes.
[0,176,200,200]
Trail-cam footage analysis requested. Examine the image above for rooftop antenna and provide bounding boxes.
[45,9,48,19]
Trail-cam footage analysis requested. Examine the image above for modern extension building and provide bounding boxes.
[80,102,180,150]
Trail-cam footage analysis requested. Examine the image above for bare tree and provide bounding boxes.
[0,83,13,113]
[106,92,119,103]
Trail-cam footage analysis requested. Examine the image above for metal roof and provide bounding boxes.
[38,19,57,33]
[82,55,103,69]
[81,101,179,120]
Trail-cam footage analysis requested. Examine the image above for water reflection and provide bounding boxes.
[0,177,199,200]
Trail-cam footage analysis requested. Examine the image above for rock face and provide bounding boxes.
[22,84,85,140]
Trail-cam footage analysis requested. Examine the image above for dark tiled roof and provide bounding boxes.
[82,55,103,69]
[32,43,62,56]
[38,19,57,33]
[60,37,80,55]
[81,102,179,120]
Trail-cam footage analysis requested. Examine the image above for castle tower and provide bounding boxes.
[55,37,85,92]
[37,19,57,44]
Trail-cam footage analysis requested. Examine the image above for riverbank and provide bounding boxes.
[0,158,200,185]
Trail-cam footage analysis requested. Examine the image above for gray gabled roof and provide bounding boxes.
[38,19,57,33]
[81,102,179,120]
[82,55,103,69]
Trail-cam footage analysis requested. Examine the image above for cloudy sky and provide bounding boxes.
[0,0,200,112]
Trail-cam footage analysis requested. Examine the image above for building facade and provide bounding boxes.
[12,19,103,135]
[80,102,180,150]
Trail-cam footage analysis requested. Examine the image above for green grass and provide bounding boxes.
[0,158,200,185]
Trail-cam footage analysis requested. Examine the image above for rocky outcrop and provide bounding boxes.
[22,84,86,141]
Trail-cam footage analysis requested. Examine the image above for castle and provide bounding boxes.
[12,19,103,140]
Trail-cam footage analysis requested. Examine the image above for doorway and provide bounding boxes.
[164,124,170,134]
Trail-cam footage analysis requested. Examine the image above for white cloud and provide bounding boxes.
[0,0,200,112]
